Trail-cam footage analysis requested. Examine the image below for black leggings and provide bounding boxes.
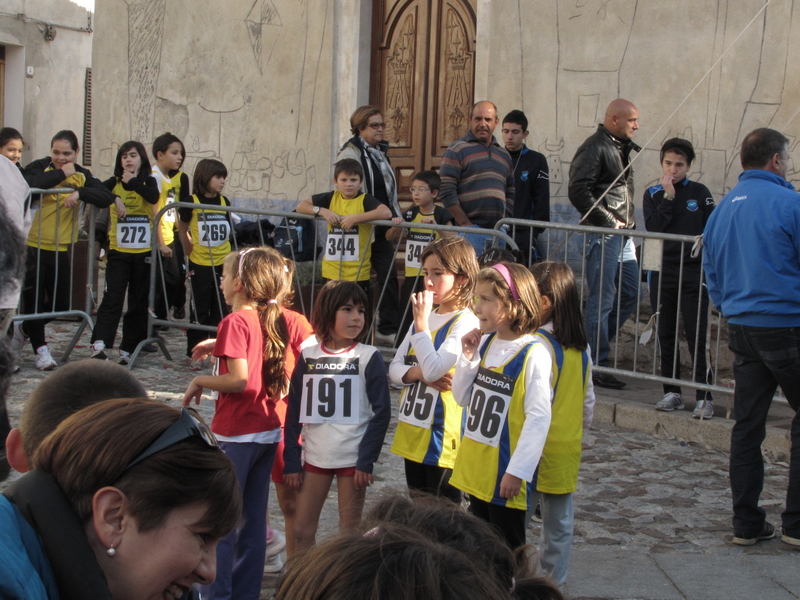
[403,459,462,503]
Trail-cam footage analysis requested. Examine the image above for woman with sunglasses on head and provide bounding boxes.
[0,397,241,600]
[337,105,403,345]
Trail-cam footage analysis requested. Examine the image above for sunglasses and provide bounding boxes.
[124,407,218,471]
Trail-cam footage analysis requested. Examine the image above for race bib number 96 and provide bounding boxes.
[464,367,513,447]
[197,213,230,248]
[116,215,151,249]
[300,357,360,424]
[326,226,360,262]
[397,355,437,428]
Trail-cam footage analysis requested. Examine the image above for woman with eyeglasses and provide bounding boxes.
[0,397,241,600]
[337,105,403,346]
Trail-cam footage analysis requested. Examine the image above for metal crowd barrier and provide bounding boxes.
[496,217,735,404]
[129,203,515,368]
[11,187,97,363]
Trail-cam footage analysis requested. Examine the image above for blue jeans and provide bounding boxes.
[461,225,505,256]
[526,490,573,590]
[584,233,639,367]
[200,441,278,600]
[728,324,800,537]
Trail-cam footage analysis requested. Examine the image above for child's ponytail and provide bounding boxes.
[232,247,291,398]
[530,261,587,350]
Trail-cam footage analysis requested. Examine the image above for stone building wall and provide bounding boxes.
[93,0,800,217]
[0,0,93,163]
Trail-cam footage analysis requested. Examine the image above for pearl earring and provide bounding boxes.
[107,545,116,557]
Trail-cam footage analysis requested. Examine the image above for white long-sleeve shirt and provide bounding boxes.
[452,333,552,482]
[389,308,479,385]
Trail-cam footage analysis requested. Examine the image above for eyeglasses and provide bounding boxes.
[409,187,430,193]
[367,122,386,129]
[124,407,218,471]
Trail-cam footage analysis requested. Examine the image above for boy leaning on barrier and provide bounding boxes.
[296,158,392,299]
[387,170,455,338]
[643,138,715,419]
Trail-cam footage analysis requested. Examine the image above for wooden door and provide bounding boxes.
[0,46,5,126]
[370,0,476,202]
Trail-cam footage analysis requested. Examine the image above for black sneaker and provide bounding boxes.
[732,521,775,546]
[142,343,158,353]
[593,373,627,389]
[531,503,543,523]
[173,306,186,320]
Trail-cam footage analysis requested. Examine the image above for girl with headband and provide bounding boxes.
[450,261,552,549]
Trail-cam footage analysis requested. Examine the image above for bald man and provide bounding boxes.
[568,99,641,389]
[439,100,515,254]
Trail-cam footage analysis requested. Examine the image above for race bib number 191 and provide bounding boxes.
[464,367,513,447]
[300,357,360,424]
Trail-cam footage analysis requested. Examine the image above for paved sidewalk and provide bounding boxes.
[4,320,800,599]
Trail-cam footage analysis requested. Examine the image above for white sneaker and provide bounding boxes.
[118,350,132,366]
[655,392,684,412]
[373,331,396,347]
[266,528,286,558]
[10,322,26,357]
[34,346,58,371]
[693,400,714,420]
[264,552,283,574]
[91,340,108,360]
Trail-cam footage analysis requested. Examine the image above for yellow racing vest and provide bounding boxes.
[26,169,86,251]
[390,311,467,469]
[450,333,541,510]
[188,194,232,266]
[321,191,374,282]
[108,181,153,253]
[535,329,590,494]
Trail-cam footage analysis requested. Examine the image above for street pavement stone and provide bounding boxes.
[4,320,800,599]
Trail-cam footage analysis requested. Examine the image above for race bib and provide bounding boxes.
[197,213,230,248]
[464,367,513,447]
[163,188,176,223]
[300,356,359,424]
[397,355,436,428]
[116,215,151,249]
[326,226,360,262]
[405,231,433,270]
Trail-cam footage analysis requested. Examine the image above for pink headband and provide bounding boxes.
[491,264,519,301]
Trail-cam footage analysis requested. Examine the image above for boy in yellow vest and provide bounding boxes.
[296,158,392,300]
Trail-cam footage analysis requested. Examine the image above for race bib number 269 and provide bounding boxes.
[464,367,513,447]
[300,356,360,424]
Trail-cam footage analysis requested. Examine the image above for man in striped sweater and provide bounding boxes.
[438,101,514,254]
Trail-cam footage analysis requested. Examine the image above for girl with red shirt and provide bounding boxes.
[182,246,296,600]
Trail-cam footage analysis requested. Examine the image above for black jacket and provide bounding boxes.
[23,157,115,208]
[508,146,550,235]
[568,125,640,229]
[643,178,715,266]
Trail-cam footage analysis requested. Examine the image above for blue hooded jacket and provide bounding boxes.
[703,169,800,326]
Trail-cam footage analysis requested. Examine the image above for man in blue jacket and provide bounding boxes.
[703,127,800,548]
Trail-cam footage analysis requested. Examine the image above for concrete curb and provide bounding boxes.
[593,397,791,457]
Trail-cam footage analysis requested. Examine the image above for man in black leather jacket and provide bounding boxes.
[568,99,641,389]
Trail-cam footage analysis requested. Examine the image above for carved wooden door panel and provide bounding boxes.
[371,0,476,201]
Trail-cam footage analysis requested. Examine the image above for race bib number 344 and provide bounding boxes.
[300,357,360,424]
[464,367,513,447]
[326,226,360,262]
[405,231,433,270]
